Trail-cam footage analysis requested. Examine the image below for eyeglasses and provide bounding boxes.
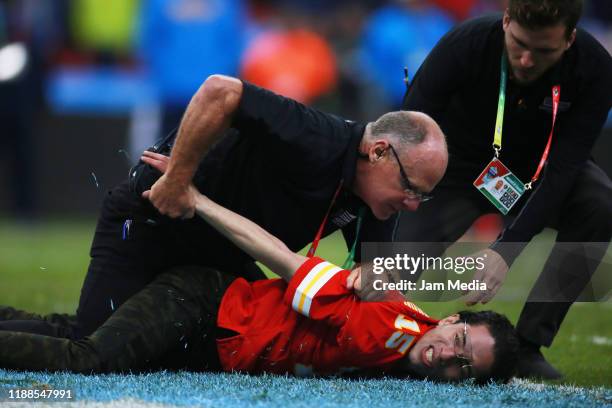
[387,145,434,202]
[454,321,474,379]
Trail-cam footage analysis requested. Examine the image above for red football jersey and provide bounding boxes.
[216,257,438,376]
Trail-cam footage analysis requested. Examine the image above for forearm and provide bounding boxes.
[194,192,306,281]
[166,75,243,185]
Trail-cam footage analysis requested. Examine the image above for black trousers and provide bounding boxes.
[0,266,234,373]
[41,180,264,339]
[395,160,612,347]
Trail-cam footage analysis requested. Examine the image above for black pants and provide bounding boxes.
[53,180,263,339]
[0,266,234,373]
[395,160,612,347]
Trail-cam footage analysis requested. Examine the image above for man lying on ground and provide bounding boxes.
[0,152,518,383]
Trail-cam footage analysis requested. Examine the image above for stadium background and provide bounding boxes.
[0,0,610,402]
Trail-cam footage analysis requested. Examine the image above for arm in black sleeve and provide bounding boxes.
[492,63,612,266]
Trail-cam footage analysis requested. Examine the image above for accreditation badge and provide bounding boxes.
[473,158,525,215]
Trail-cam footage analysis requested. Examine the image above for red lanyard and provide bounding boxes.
[306,180,365,269]
[306,180,344,258]
[526,85,561,189]
[494,53,561,190]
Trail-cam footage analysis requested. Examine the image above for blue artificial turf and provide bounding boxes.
[0,370,610,408]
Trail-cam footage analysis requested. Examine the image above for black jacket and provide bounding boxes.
[402,15,612,264]
[130,82,396,272]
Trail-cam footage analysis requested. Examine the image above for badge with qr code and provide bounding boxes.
[473,158,526,215]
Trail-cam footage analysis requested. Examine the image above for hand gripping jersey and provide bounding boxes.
[216,257,438,376]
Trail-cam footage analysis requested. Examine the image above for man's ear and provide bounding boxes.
[371,140,389,161]
[502,10,510,31]
[438,314,461,326]
[566,29,576,50]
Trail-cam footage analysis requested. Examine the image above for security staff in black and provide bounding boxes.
[9,78,447,344]
[397,0,612,379]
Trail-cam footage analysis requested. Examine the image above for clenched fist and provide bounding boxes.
[140,151,196,219]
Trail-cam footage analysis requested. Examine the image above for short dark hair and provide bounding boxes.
[508,0,583,38]
[458,310,519,384]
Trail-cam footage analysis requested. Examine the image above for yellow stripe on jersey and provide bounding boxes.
[297,263,336,313]
[292,261,342,317]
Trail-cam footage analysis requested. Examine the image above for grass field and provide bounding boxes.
[0,370,609,408]
[0,218,610,407]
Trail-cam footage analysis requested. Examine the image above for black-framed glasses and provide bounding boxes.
[454,321,474,379]
[387,144,434,202]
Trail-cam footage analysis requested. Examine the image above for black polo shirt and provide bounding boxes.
[402,15,612,263]
[134,82,396,271]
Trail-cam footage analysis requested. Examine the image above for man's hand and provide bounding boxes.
[346,266,363,292]
[464,248,509,305]
[141,151,196,219]
[346,264,403,302]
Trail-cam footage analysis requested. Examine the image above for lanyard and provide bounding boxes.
[306,180,364,269]
[528,85,560,189]
[306,181,344,258]
[493,52,561,190]
[342,206,366,269]
[492,54,509,157]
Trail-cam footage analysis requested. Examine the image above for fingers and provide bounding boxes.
[479,265,506,304]
[142,150,169,160]
[346,269,358,290]
[480,285,499,304]
[141,155,169,174]
[465,291,485,306]
[467,285,497,306]
[465,273,492,305]
[462,266,484,298]
[139,154,195,219]
[354,273,362,292]
[346,268,364,292]
[141,183,194,219]
[480,283,499,305]
[465,272,502,305]
[464,269,485,305]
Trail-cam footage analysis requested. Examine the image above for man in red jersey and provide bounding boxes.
[0,152,518,383]
[216,255,516,382]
